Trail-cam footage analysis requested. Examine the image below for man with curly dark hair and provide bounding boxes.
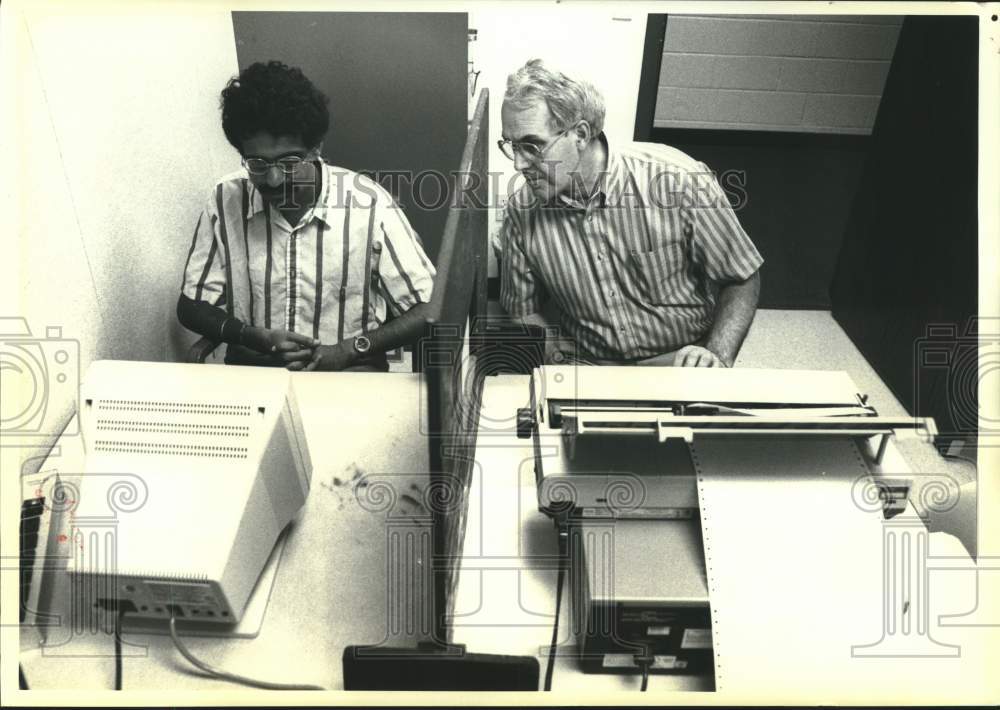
[178,61,434,371]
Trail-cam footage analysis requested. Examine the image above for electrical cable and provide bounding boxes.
[543,563,566,691]
[114,607,125,690]
[168,616,325,690]
[543,524,569,691]
[634,642,653,692]
[940,449,979,474]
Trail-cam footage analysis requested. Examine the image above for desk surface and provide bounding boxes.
[18,311,994,699]
[452,310,995,700]
[20,371,432,691]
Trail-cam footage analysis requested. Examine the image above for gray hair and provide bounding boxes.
[504,59,606,136]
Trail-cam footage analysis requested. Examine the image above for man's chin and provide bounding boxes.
[261,190,294,207]
[526,181,550,200]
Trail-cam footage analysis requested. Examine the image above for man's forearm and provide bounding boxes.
[366,302,432,355]
[177,294,244,343]
[704,271,760,366]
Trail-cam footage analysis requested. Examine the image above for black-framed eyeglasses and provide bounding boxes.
[497,129,571,162]
[241,155,309,176]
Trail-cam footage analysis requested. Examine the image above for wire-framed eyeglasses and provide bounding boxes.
[241,155,309,176]
[497,129,571,162]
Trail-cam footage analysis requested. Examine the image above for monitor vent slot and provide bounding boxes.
[93,441,248,459]
[96,400,252,416]
[95,420,250,438]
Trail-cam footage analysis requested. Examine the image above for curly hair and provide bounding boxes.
[504,59,605,136]
[220,61,330,152]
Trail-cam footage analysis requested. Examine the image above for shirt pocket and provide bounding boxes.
[629,240,689,305]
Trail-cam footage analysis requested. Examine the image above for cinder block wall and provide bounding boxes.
[655,15,901,134]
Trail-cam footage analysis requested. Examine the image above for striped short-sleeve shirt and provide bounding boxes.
[182,160,435,345]
[496,135,763,361]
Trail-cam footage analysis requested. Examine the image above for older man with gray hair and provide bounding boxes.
[494,59,762,367]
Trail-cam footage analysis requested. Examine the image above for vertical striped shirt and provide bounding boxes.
[495,135,763,360]
[182,160,435,346]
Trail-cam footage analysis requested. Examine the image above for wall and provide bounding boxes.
[656,14,901,134]
[2,4,240,479]
[231,11,469,266]
[639,13,905,309]
[830,15,979,439]
[469,3,648,276]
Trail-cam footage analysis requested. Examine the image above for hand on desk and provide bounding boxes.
[673,345,728,368]
[238,328,379,372]
[297,341,354,372]
[241,327,319,368]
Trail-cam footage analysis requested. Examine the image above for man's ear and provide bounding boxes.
[310,142,324,160]
[573,120,593,147]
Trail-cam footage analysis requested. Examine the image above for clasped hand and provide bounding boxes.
[245,328,354,371]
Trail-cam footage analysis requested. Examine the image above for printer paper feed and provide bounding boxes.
[692,435,975,702]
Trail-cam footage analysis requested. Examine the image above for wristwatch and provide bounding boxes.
[352,334,372,356]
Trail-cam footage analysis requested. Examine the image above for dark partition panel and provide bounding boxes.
[231,11,468,264]
[829,16,979,449]
[422,89,489,640]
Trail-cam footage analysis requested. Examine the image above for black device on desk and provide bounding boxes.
[342,88,539,691]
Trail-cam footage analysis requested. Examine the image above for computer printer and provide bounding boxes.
[518,365,934,520]
[516,365,935,678]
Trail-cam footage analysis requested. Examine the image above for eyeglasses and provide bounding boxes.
[497,129,571,162]
[241,155,309,176]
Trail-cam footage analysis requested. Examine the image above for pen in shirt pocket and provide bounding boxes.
[370,242,383,290]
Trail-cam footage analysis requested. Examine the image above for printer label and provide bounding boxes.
[647,625,671,636]
[602,654,637,669]
[653,655,685,670]
[681,628,712,649]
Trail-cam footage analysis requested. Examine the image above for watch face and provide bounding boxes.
[354,335,372,354]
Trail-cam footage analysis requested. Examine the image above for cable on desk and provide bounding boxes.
[168,616,325,690]
[114,608,125,690]
[941,448,979,474]
[634,643,653,692]
[543,524,569,691]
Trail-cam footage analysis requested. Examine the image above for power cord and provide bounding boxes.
[168,616,325,690]
[634,643,653,692]
[543,523,570,691]
[940,448,979,474]
[114,607,125,690]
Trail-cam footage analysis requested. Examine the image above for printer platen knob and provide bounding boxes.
[516,408,534,439]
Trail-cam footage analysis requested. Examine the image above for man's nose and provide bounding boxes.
[513,150,533,173]
[265,166,284,188]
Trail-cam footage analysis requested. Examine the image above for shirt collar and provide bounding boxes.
[554,132,625,210]
[245,158,334,227]
[599,132,628,208]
